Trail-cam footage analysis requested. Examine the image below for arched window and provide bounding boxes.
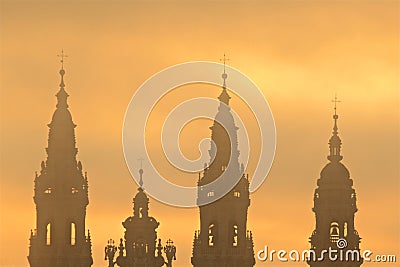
[232,224,238,247]
[139,207,143,218]
[46,223,51,245]
[44,188,52,194]
[208,223,216,247]
[234,191,241,198]
[344,222,348,237]
[330,222,339,243]
[71,222,76,245]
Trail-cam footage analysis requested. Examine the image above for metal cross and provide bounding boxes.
[220,53,230,73]
[332,94,341,115]
[57,49,68,69]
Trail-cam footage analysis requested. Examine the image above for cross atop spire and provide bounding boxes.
[219,54,229,89]
[218,54,231,105]
[331,94,342,135]
[328,94,343,162]
[57,50,68,90]
[57,49,68,70]
[55,50,69,109]
[220,53,230,74]
[332,94,341,117]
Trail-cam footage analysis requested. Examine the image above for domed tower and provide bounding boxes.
[114,168,169,267]
[191,58,255,267]
[308,99,362,267]
[28,53,93,267]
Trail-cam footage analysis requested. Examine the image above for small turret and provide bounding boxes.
[327,95,343,162]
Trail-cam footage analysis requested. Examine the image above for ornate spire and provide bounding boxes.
[218,54,231,105]
[202,55,240,185]
[56,50,69,109]
[58,49,66,89]
[133,162,149,218]
[138,168,144,188]
[138,158,144,188]
[46,50,77,164]
[327,95,343,162]
[29,52,93,267]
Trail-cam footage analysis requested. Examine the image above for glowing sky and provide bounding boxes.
[0,1,399,267]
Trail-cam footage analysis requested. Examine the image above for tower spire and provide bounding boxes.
[332,94,341,135]
[28,53,93,267]
[193,55,254,267]
[218,54,231,105]
[328,95,343,162]
[138,158,144,188]
[56,50,69,109]
[57,50,68,89]
[308,98,362,267]
[220,54,229,88]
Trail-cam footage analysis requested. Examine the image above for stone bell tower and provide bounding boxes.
[308,98,362,267]
[191,57,255,267]
[28,52,93,267]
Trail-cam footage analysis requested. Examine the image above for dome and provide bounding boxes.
[50,108,74,127]
[317,162,353,188]
[320,162,350,180]
[134,188,149,204]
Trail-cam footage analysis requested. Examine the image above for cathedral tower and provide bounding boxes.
[308,99,362,267]
[191,60,255,267]
[28,54,93,267]
[110,168,176,267]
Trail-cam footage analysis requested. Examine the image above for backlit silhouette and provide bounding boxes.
[28,52,93,267]
[191,58,255,267]
[308,97,363,266]
[106,167,176,267]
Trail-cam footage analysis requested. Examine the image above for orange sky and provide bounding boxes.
[0,1,399,267]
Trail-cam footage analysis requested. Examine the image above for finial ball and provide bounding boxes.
[222,73,227,79]
[139,169,143,175]
[59,69,65,76]
[333,114,338,119]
